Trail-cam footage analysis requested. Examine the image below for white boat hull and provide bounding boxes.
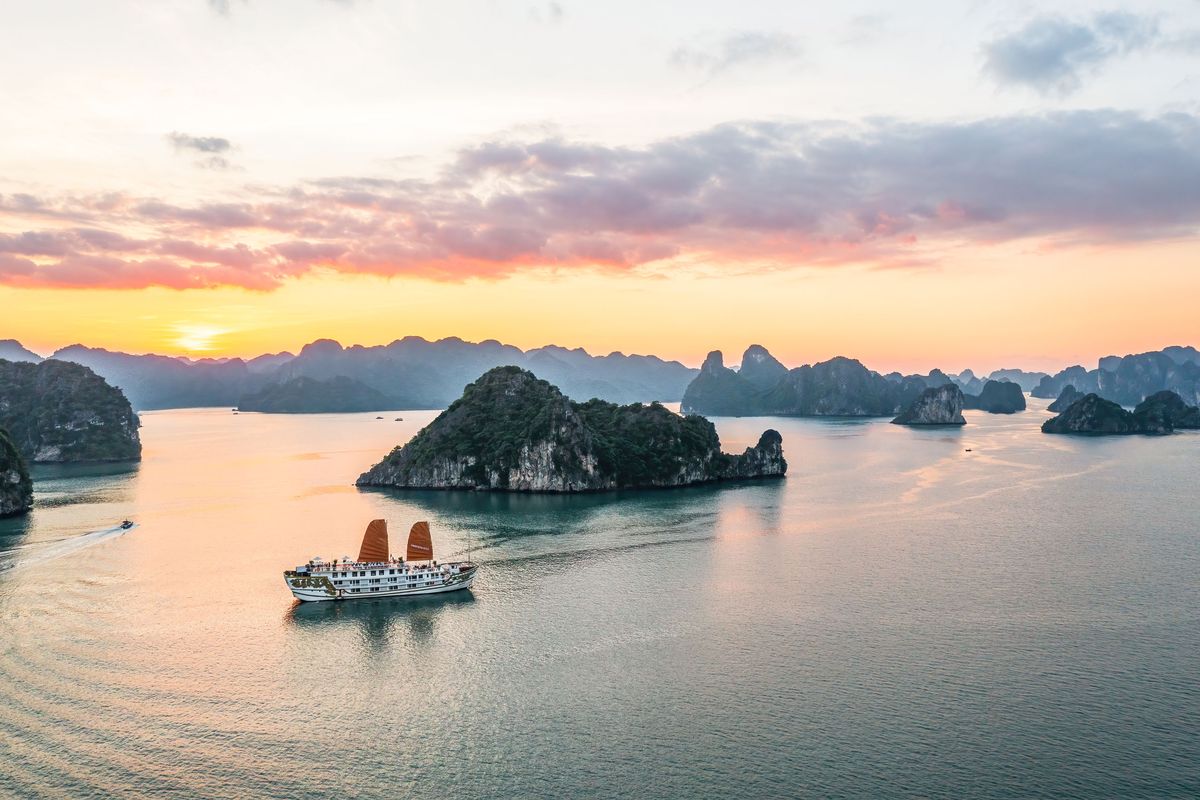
[286,567,476,603]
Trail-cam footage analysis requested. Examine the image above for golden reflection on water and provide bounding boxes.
[1,400,1196,799]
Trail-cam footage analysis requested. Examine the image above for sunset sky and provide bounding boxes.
[3,0,1199,373]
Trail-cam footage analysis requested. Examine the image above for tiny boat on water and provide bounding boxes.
[284,519,477,603]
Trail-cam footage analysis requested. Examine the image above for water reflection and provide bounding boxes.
[363,479,787,544]
[286,590,476,650]
[0,514,33,569]
[30,461,140,509]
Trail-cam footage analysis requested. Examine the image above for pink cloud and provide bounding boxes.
[1,110,1198,290]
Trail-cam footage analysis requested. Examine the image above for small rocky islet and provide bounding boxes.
[891,384,966,426]
[356,366,786,492]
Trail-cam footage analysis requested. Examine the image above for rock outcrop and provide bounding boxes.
[1048,385,1084,412]
[891,384,966,426]
[1041,390,1200,435]
[681,346,933,417]
[0,359,141,463]
[0,427,33,517]
[1131,390,1200,432]
[237,375,397,413]
[737,344,789,390]
[953,369,985,395]
[1042,394,1144,435]
[357,366,786,492]
[1100,351,1200,406]
[679,351,762,416]
[963,380,1026,413]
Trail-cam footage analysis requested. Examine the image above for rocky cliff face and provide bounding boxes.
[738,345,789,390]
[0,359,141,463]
[964,380,1026,413]
[1032,347,1200,406]
[892,384,966,425]
[1099,352,1200,406]
[357,366,786,492]
[0,427,33,517]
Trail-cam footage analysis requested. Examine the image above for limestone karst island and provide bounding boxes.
[357,366,786,492]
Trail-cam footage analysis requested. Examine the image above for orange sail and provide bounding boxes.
[407,521,433,562]
[357,519,389,563]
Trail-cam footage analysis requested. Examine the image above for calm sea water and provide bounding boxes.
[0,401,1196,799]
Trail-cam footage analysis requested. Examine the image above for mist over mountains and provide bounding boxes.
[4,336,1196,414]
[25,337,698,411]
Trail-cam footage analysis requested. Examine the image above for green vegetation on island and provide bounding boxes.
[0,359,141,463]
[357,366,786,492]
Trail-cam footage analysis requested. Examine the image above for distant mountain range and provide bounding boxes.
[6,337,698,411]
[1032,346,1200,406]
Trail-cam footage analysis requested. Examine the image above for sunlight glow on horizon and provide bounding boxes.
[5,234,1197,375]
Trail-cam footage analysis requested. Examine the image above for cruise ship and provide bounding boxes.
[284,519,477,602]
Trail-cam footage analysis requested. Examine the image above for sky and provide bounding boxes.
[2,0,1199,373]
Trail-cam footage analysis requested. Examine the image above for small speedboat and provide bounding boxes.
[119,519,135,530]
[284,520,477,603]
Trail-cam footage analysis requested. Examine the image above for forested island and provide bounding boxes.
[0,359,141,463]
[357,366,786,492]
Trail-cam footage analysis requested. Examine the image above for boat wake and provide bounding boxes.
[0,523,138,574]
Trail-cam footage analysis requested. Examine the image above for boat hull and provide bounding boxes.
[286,570,476,603]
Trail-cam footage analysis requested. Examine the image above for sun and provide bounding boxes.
[171,324,228,354]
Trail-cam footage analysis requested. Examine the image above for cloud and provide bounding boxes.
[983,12,1164,94]
[528,2,564,24]
[167,132,236,170]
[670,31,802,78]
[3,111,1200,290]
[841,14,888,46]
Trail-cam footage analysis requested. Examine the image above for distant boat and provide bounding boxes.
[284,520,477,603]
